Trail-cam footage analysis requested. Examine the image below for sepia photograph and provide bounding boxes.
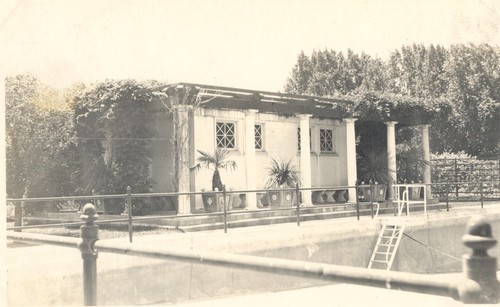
[2,0,500,306]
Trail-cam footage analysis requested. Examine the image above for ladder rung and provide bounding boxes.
[369,223,405,270]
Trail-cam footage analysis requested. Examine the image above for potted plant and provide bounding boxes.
[192,149,237,212]
[264,158,301,207]
[357,149,393,202]
[408,180,423,200]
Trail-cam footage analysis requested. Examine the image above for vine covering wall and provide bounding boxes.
[74,80,167,214]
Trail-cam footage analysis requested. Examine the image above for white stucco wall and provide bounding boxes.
[150,106,350,203]
[191,109,348,193]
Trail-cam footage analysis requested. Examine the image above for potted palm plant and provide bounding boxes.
[264,158,301,207]
[192,149,237,212]
[357,149,392,202]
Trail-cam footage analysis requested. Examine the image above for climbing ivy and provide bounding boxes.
[74,79,167,214]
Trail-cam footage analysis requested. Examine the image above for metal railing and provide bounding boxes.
[393,183,427,217]
[8,185,364,241]
[7,203,500,305]
[7,181,500,242]
[430,180,500,206]
[431,157,500,198]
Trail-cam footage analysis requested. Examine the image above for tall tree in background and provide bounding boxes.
[284,51,312,95]
[386,44,448,97]
[444,44,500,156]
[286,49,385,96]
[284,43,500,158]
[359,53,388,92]
[5,75,75,199]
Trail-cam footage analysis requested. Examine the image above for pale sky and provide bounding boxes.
[0,0,499,92]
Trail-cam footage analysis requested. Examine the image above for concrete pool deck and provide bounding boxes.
[166,280,461,307]
[7,201,500,306]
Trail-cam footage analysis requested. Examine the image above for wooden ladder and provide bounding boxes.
[368,223,405,270]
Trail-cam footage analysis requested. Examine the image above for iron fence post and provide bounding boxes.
[296,184,300,226]
[480,181,484,209]
[78,203,99,306]
[387,180,394,216]
[126,186,132,243]
[223,185,228,233]
[459,216,499,303]
[370,182,374,219]
[455,158,459,197]
[355,182,360,220]
[445,183,449,212]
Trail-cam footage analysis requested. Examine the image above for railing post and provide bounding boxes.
[445,183,449,212]
[126,186,132,243]
[355,182,360,220]
[459,216,499,303]
[14,201,22,232]
[296,184,300,226]
[480,181,484,209]
[78,203,99,306]
[222,185,228,233]
[370,182,375,219]
[387,180,394,216]
[455,158,459,197]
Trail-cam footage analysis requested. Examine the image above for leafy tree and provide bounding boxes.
[284,43,500,162]
[387,44,448,98]
[444,44,500,157]
[359,54,388,92]
[5,75,75,202]
[285,48,390,96]
[284,51,312,95]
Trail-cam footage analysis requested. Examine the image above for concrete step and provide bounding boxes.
[178,208,381,232]
[147,205,352,227]
[177,203,448,232]
[22,202,447,233]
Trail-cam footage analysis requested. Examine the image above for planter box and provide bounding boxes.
[266,190,295,207]
[358,184,387,202]
[201,193,232,212]
[409,187,422,200]
[202,193,218,212]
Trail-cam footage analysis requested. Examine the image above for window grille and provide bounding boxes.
[255,124,263,149]
[216,122,235,149]
[297,128,312,151]
[320,128,333,152]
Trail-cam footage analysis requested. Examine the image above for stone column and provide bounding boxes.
[299,114,313,206]
[245,110,258,210]
[421,124,432,197]
[177,105,191,214]
[345,118,357,202]
[385,121,398,199]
